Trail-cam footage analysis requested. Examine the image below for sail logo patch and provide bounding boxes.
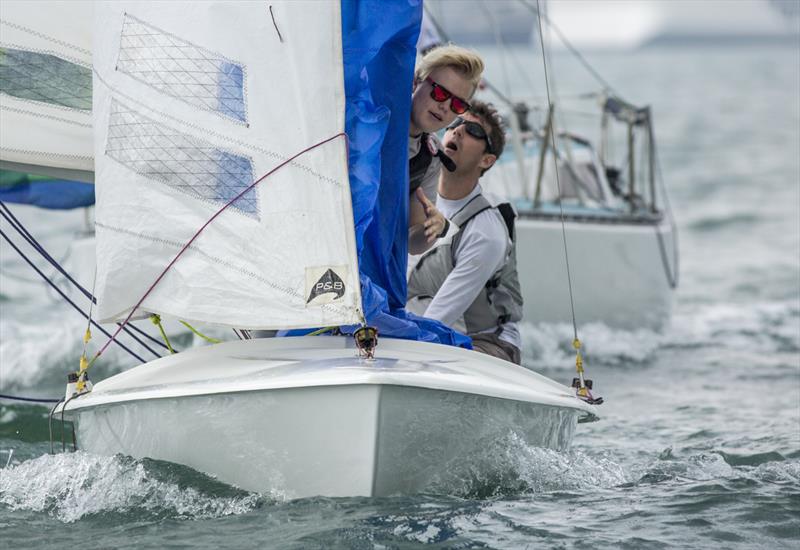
[305,266,347,306]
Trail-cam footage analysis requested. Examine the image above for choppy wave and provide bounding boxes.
[521,298,800,370]
[0,432,630,526]
[0,451,265,523]
[358,452,800,547]
[636,449,736,484]
[0,307,200,392]
[669,300,800,354]
[687,212,762,232]
[521,321,663,368]
[633,447,800,488]
[1,425,797,547]
[0,313,89,389]
[426,431,629,499]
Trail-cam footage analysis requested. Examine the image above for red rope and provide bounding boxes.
[93,132,347,362]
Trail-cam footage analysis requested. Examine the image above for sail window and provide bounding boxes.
[117,14,248,124]
[0,47,91,110]
[106,101,258,217]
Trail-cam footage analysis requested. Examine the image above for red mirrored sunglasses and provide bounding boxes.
[425,76,470,115]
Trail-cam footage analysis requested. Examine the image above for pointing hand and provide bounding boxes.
[415,188,446,243]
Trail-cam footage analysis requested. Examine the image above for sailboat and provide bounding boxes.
[2,1,599,498]
[423,1,680,331]
[482,97,679,331]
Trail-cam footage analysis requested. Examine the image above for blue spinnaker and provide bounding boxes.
[0,171,94,209]
[341,0,470,347]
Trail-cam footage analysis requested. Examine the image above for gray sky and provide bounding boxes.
[547,0,799,48]
[427,0,800,49]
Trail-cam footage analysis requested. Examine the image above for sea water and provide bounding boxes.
[1,44,799,548]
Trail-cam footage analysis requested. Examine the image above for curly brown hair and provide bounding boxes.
[468,100,505,175]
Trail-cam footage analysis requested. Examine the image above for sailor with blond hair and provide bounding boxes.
[407,44,485,254]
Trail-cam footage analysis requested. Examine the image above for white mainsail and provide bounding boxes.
[92,1,362,329]
[0,1,93,181]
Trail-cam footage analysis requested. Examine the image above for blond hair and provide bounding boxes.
[415,44,484,98]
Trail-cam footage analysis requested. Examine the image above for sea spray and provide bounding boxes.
[425,430,629,498]
[0,451,265,523]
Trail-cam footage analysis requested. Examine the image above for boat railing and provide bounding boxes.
[486,98,665,219]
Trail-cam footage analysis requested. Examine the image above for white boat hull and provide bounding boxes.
[62,336,595,498]
[482,130,679,330]
[515,214,676,330]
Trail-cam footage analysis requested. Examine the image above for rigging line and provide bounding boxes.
[61,392,81,452]
[654,223,677,289]
[81,267,98,358]
[0,205,88,299]
[485,6,539,94]
[420,4,451,49]
[480,73,516,108]
[179,320,221,344]
[91,132,348,363]
[519,0,617,96]
[0,212,165,359]
[421,4,516,108]
[478,0,514,100]
[652,138,679,288]
[489,101,604,119]
[0,203,170,355]
[540,1,560,125]
[0,225,74,288]
[535,0,579,340]
[477,0,547,103]
[538,1,576,169]
[0,201,50,258]
[0,228,147,364]
[48,397,65,455]
[0,207,85,306]
[0,393,61,403]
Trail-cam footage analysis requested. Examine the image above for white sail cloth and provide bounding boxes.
[0,1,93,180]
[92,1,362,329]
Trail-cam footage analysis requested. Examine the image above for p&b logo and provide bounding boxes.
[306,269,346,304]
[315,280,343,293]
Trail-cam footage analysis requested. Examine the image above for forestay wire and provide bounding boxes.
[0,224,149,364]
[0,201,168,358]
[422,4,516,108]
[520,0,617,96]
[534,0,602,405]
[534,0,578,342]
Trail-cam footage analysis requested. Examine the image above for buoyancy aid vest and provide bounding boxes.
[409,133,455,196]
[407,193,524,334]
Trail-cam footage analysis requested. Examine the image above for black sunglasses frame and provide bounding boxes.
[448,116,495,154]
